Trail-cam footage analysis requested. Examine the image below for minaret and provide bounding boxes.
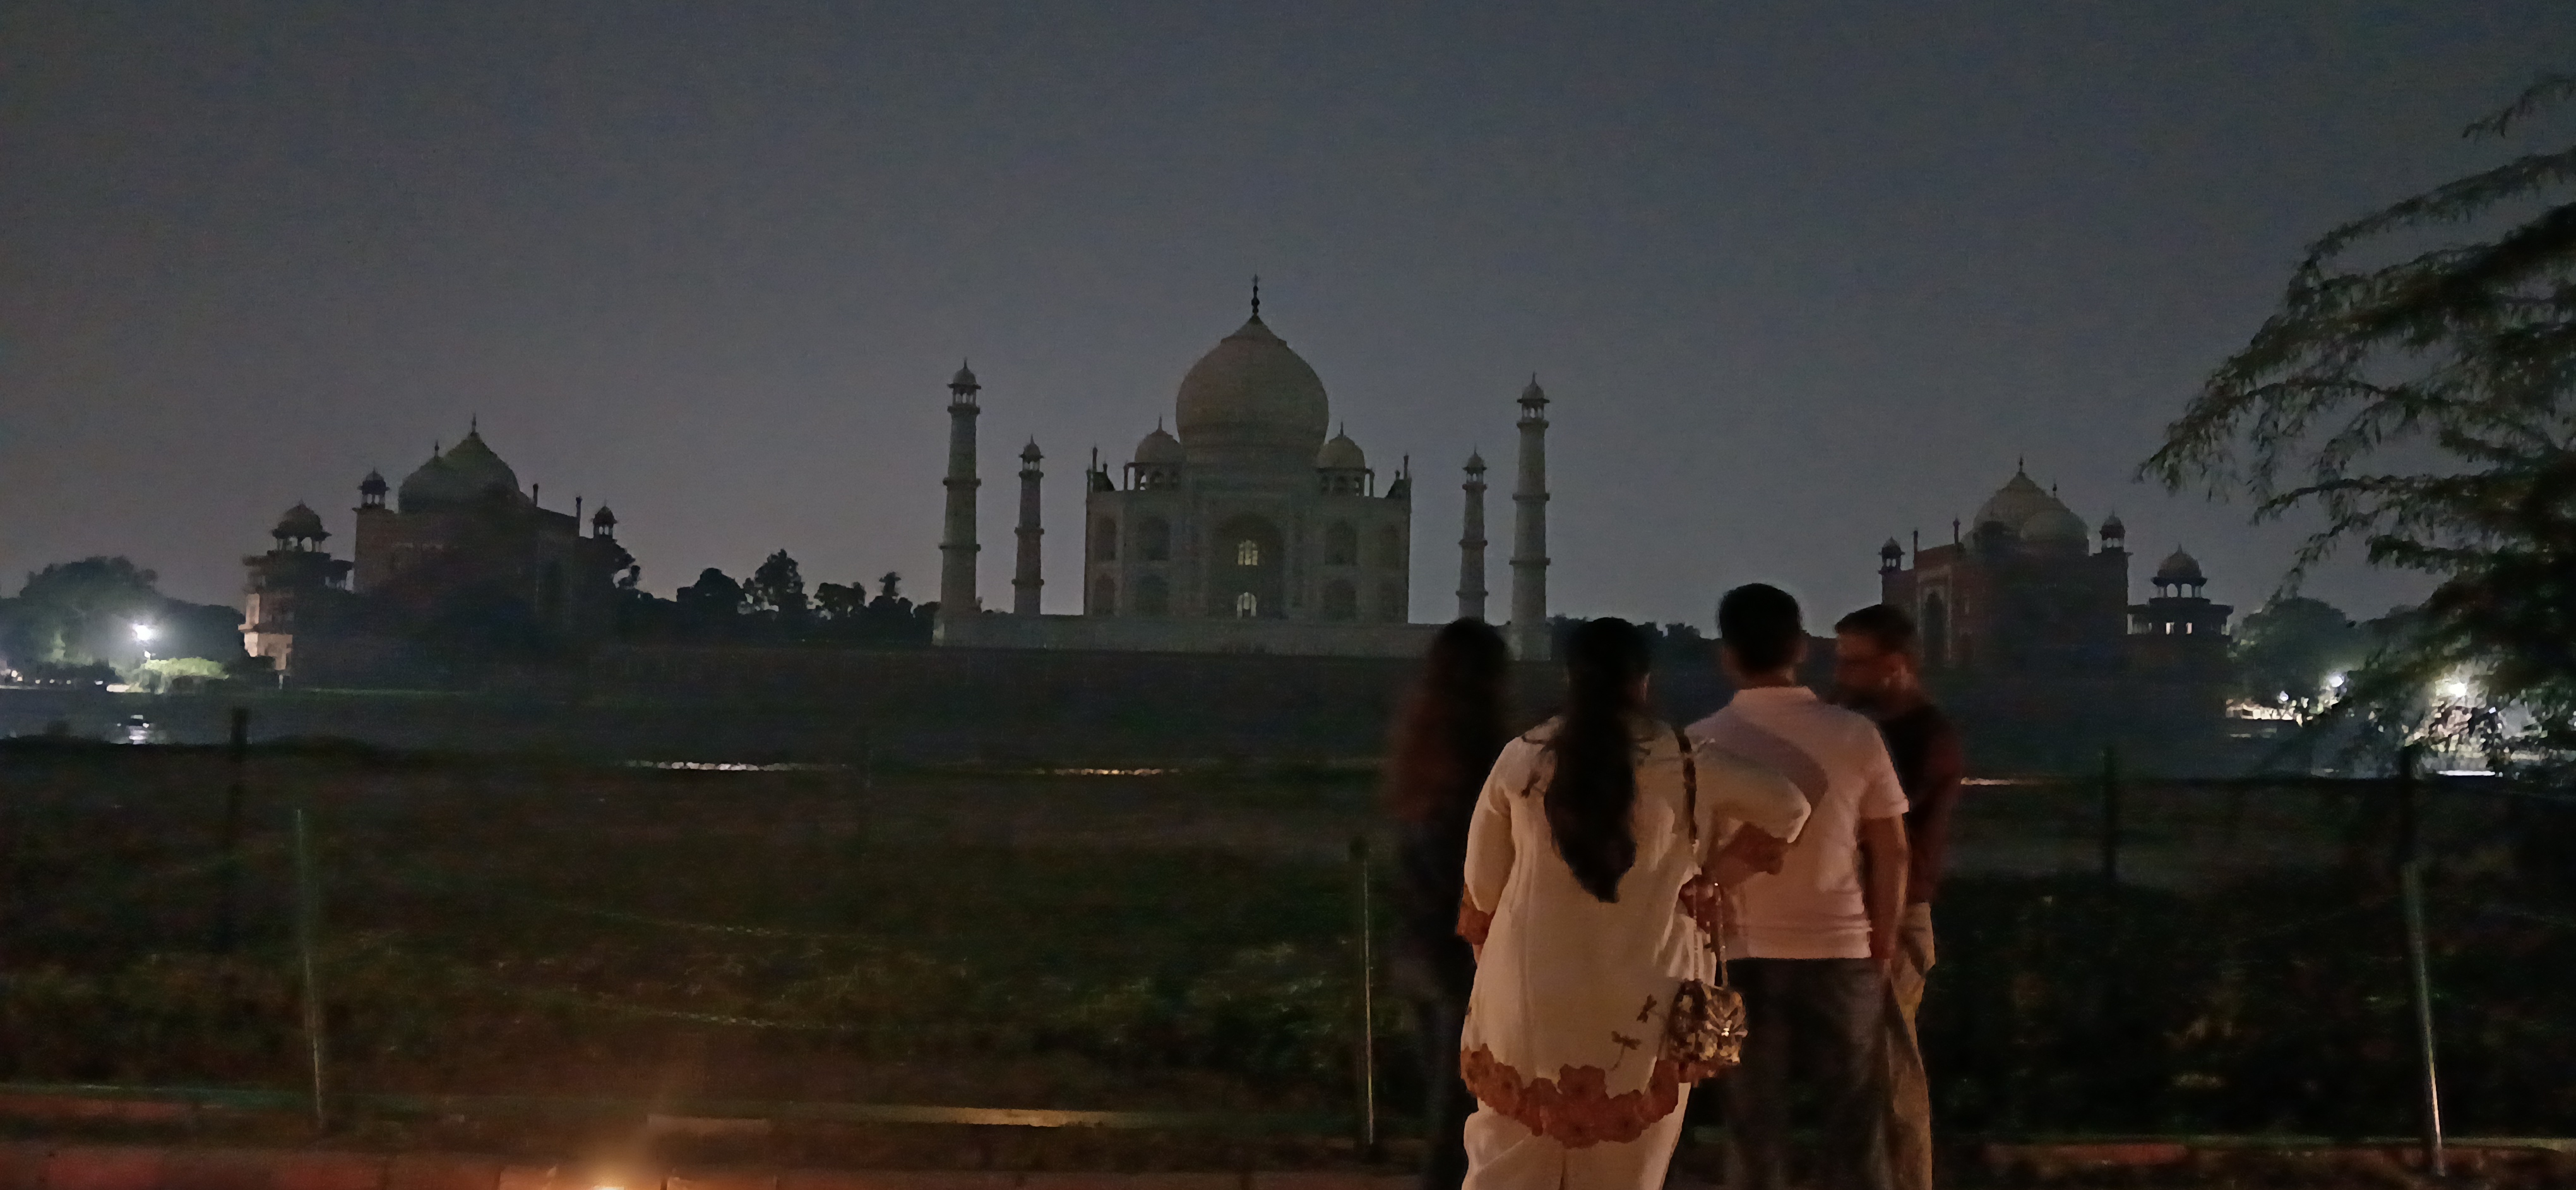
[1014,439,1044,616]
[1510,376,1551,659]
[938,361,982,625]
[1458,452,1489,622]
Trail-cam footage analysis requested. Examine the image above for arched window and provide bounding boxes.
[1139,517,1172,562]
[1920,592,1949,668]
[1235,592,1258,618]
[1324,522,1358,565]
[1094,519,1119,562]
[1236,539,1261,567]
[1376,526,1405,568]
[1136,574,1170,616]
[1092,574,1117,615]
[1378,581,1406,622]
[1321,579,1357,621]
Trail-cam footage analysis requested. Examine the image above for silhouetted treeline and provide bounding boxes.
[615,551,936,646]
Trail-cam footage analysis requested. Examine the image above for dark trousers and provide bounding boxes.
[1722,958,1892,1190]
[1411,994,1471,1190]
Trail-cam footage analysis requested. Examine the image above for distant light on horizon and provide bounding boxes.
[131,622,157,643]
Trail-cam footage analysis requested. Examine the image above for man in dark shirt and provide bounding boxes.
[1834,604,1964,1190]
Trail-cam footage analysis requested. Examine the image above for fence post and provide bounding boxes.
[291,803,331,1132]
[2099,744,2121,886]
[1351,834,1378,1153]
[216,707,249,953]
[2395,747,2445,1178]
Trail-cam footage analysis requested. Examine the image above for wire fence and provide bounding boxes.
[1,723,2572,1162]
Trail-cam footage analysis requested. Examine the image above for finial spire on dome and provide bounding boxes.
[1251,274,1261,319]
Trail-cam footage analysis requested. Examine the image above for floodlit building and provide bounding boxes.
[937,292,1552,657]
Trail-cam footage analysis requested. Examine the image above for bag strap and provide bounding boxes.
[1671,724,1731,989]
[1672,724,1698,846]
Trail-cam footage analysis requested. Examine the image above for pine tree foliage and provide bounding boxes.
[2144,75,2576,769]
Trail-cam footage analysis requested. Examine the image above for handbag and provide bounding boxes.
[1664,725,1750,1081]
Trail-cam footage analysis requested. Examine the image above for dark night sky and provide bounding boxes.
[7,2,2574,627]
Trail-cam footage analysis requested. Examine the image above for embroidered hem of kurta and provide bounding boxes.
[1458,1044,1685,1148]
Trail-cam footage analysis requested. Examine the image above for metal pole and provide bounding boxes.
[292,805,331,1132]
[2099,743,2121,886]
[2395,747,2444,1178]
[216,707,249,954]
[1351,834,1378,1152]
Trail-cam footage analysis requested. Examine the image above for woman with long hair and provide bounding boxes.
[1385,618,1516,1190]
[1456,618,1810,1190]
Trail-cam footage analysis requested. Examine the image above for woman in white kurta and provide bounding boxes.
[1457,620,1810,1190]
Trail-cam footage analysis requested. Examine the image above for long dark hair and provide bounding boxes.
[1544,617,1653,902]
[1386,619,1513,825]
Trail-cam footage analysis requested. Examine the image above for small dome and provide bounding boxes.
[2100,514,2126,539]
[2154,548,2205,586]
[1174,315,1330,468]
[1520,375,1548,406]
[1020,438,1043,462]
[2024,505,2090,546]
[1316,426,1366,471]
[358,469,388,496]
[1879,537,1904,560]
[273,503,327,542]
[591,504,617,527]
[1133,424,1185,466]
[1465,450,1487,473]
[950,362,979,392]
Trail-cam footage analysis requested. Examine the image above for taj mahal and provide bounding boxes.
[933,289,1556,658]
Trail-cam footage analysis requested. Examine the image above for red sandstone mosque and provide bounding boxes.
[241,427,629,673]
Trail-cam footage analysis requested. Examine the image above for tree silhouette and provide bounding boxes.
[813,581,866,622]
[2145,75,2576,774]
[747,550,808,620]
[677,568,746,624]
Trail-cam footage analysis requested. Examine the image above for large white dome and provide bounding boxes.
[1173,315,1330,470]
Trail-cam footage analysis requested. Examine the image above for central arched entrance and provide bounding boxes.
[1210,514,1285,618]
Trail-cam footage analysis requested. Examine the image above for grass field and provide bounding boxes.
[3,742,2572,1138]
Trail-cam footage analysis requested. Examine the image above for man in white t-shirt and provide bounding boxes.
[1689,584,1910,1190]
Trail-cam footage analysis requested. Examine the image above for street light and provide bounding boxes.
[2327,672,2347,692]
